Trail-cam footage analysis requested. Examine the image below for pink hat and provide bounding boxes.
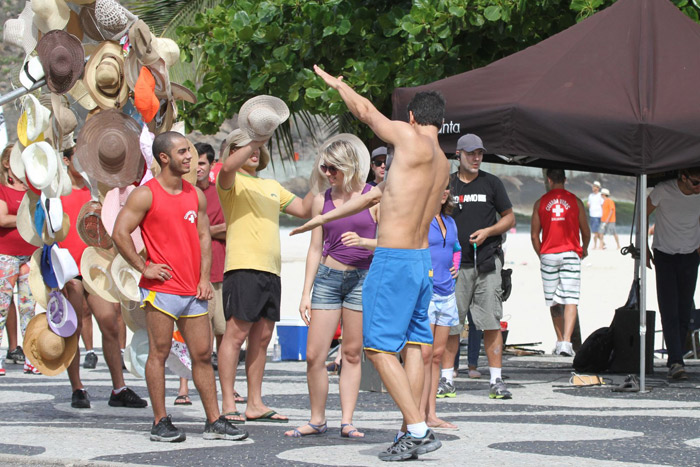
[101,185,145,253]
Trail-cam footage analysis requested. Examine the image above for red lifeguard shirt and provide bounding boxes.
[59,185,91,269]
[0,185,34,256]
[139,178,201,295]
[539,188,583,258]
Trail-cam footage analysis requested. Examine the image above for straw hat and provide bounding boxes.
[81,247,120,303]
[36,30,84,95]
[101,185,145,253]
[172,83,196,104]
[50,245,79,290]
[74,109,143,187]
[309,133,371,195]
[120,297,146,333]
[238,95,290,141]
[9,143,27,185]
[95,0,137,40]
[110,254,141,302]
[39,192,66,238]
[84,41,129,110]
[128,20,159,66]
[154,38,180,68]
[28,248,51,308]
[19,55,46,91]
[21,142,57,191]
[166,339,192,379]
[147,98,175,135]
[3,1,38,55]
[31,0,71,34]
[221,129,270,171]
[124,328,149,379]
[17,191,70,248]
[17,94,50,147]
[76,201,113,249]
[23,313,78,376]
[68,79,98,111]
[46,290,78,337]
[50,93,78,148]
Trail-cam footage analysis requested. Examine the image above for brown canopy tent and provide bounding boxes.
[391,0,700,391]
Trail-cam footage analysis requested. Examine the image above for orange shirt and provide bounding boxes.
[602,198,616,223]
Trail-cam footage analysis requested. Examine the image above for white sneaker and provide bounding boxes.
[552,341,563,355]
[559,341,575,357]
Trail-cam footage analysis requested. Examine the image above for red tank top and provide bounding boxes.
[139,178,201,295]
[539,188,583,258]
[59,185,91,269]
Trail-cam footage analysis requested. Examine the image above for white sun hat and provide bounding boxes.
[19,55,46,91]
[21,142,58,191]
[237,95,290,141]
[50,244,79,290]
[124,328,149,379]
[21,94,51,145]
[3,1,38,56]
[110,254,142,302]
[31,0,71,34]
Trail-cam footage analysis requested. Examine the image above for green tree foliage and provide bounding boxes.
[178,0,700,141]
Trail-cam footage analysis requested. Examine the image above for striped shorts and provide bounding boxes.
[540,251,581,306]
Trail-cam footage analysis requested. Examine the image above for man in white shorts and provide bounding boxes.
[531,169,590,357]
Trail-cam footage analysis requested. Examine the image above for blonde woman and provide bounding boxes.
[285,136,377,438]
[0,144,36,375]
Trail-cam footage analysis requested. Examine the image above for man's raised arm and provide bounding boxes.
[217,138,270,190]
[290,182,384,236]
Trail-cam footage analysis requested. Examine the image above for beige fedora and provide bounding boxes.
[32,0,71,34]
[120,297,146,333]
[238,95,290,141]
[81,247,120,303]
[84,41,129,110]
[24,312,78,376]
[128,20,159,66]
[68,79,98,111]
[221,129,270,171]
[3,1,38,55]
[110,254,141,302]
[28,248,51,308]
[74,109,143,187]
[36,30,84,95]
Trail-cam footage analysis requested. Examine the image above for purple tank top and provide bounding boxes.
[321,184,376,269]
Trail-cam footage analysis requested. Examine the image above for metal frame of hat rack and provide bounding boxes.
[0,80,46,107]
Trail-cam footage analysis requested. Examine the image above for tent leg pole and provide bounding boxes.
[638,174,647,392]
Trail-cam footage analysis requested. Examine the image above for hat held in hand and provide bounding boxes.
[238,95,289,141]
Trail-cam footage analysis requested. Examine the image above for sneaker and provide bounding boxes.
[6,346,25,364]
[489,378,512,400]
[436,377,456,398]
[23,361,40,374]
[558,341,575,357]
[71,389,91,409]
[150,415,186,442]
[203,415,249,441]
[0,359,5,376]
[109,387,148,408]
[668,363,688,380]
[468,369,482,379]
[211,351,218,371]
[378,428,442,461]
[552,341,563,355]
[83,351,98,369]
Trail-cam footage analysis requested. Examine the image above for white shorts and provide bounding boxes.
[428,292,458,327]
[540,252,581,307]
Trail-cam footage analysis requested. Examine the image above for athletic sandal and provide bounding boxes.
[340,423,364,438]
[285,421,327,437]
[246,410,288,423]
[223,411,246,424]
[174,395,192,406]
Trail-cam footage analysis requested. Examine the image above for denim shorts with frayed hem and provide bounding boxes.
[311,263,367,312]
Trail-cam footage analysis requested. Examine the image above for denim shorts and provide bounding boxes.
[311,263,368,311]
[428,292,458,327]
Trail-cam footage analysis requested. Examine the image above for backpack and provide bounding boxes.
[572,326,615,373]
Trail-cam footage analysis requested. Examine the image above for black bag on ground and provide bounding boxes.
[573,326,615,372]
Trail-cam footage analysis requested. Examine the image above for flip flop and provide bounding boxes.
[234,391,247,403]
[340,423,364,438]
[246,410,289,423]
[285,421,327,437]
[223,411,246,424]
[427,420,459,430]
[174,395,192,406]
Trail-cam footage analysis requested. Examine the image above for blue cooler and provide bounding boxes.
[276,319,308,361]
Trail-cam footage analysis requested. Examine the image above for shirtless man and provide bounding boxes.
[292,65,449,461]
[113,131,247,443]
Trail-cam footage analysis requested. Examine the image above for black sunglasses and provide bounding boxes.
[320,164,338,176]
[372,159,386,167]
[685,175,700,187]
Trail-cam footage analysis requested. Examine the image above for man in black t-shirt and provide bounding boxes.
[442,134,515,400]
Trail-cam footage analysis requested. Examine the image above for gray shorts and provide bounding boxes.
[601,222,617,235]
[450,255,503,335]
[140,288,208,320]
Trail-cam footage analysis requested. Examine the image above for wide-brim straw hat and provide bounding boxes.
[76,200,113,249]
[238,95,290,141]
[24,313,78,376]
[74,109,143,187]
[154,37,180,68]
[110,254,141,302]
[68,79,98,111]
[9,143,27,185]
[28,248,52,309]
[309,133,371,195]
[95,0,138,40]
[120,296,146,333]
[84,41,129,110]
[166,339,192,379]
[21,142,57,191]
[3,1,38,56]
[19,55,46,91]
[147,97,175,136]
[128,20,159,66]
[220,128,270,171]
[101,185,145,253]
[17,191,70,248]
[51,93,78,142]
[36,30,84,95]
[124,328,149,379]
[81,246,120,303]
[46,289,78,337]
[31,0,71,34]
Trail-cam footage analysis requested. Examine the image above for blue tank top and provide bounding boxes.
[321,184,376,269]
[429,215,460,296]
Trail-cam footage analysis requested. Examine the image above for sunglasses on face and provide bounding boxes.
[372,158,386,167]
[685,175,700,187]
[320,164,338,176]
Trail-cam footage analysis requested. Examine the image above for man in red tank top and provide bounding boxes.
[113,131,247,443]
[531,169,590,358]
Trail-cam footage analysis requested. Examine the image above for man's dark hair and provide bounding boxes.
[152,131,184,166]
[63,146,75,160]
[680,167,700,179]
[546,168,566,184]
[407,91,445,129]
[195,142,215,165]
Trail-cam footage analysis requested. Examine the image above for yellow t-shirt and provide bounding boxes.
[217,172,296,276]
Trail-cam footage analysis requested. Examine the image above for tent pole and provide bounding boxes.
[638,174,647,392]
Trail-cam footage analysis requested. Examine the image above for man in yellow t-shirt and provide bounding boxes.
[600,188,620,250]
[216,129,313,423]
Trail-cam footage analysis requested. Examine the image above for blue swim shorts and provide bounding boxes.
[140,288,208,320]
[590,216,601,233]
[362,247,434,353]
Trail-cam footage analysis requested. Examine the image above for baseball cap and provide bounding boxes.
[456,134,486,153]
[593,181,601,187]
[371,146,387,159]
